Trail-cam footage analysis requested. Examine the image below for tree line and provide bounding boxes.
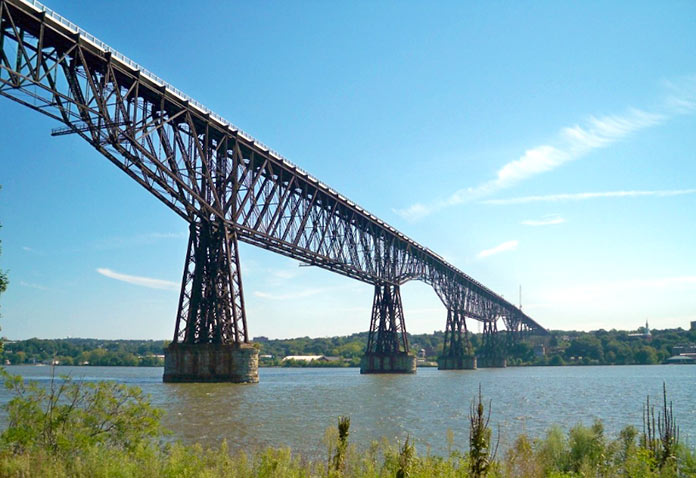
[2,338,167,366]
[2,325,693,367]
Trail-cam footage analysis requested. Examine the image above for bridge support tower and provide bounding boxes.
[477,320,507,368]
[164,221,258,383]
[438,308,477,369]
[361,283,417,374]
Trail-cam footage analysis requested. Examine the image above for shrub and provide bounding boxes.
[0,369,163,456]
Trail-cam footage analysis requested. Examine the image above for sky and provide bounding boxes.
[1,1,695,340]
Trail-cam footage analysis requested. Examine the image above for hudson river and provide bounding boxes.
[2,365,694,456]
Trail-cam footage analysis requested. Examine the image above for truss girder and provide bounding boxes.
[0,0,546,334]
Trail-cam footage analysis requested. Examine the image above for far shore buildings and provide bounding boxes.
[281,355,342,364]
[665,344,696,364]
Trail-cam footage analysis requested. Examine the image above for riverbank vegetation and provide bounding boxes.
[3,326,694,367]
[1,338,167,366]
[0,371,693,477]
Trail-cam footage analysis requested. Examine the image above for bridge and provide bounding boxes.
[0,0,546,382]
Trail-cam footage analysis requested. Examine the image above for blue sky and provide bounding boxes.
[1,1,695,339]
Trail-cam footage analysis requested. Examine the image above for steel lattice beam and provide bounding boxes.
[0,0,547,345]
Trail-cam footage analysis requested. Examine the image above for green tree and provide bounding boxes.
[635,346,658,365]
[566,335,604,362]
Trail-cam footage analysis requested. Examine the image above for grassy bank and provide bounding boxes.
[0,373,693,478]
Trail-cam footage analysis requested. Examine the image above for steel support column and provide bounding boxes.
[164,220,258,382]
[438,308,476,369]
[360,283,416,374]
[174,220,247,345]
[478,320,506,368]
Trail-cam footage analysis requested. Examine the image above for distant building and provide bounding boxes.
[282,355,323,362]
[672,345,696,355]
[628,320,651,338]
[665,355,696,364]
[665,343,696,365]
[533,344,546,357]
[691,321,696,331]
[281,355,342,363]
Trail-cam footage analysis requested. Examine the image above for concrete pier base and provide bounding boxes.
[477,356,507,368]
[163,343,259,383]
[438,355,477,370]
[360,352,417,374]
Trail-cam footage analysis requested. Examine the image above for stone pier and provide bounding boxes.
[163,343,259,383]
[360,352,417,374]
[438,354,477,370]
[477,356,507,368]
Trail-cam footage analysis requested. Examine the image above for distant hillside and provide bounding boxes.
[2,326,693,367]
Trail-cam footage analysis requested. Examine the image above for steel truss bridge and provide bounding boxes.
[0,0,546,369]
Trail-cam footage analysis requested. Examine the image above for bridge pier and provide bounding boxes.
[164,343,258,382]
[438,308,477,370]
[477,320,507,368]
[165,221,259,383]
[361,283,417,374]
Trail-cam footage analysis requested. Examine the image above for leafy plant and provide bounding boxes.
[331,415,350,474]
[396,435,415,478]
[469,385,498,478]
[0,369,163,456]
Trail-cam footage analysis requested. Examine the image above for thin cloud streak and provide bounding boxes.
[395,76,696,221]
[477,240,518,259]
[19,281,48,291]
[484,189,696,205]
[96,268,178,291]
[521,214,566,226]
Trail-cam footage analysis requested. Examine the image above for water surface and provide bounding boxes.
[3,365,694,456]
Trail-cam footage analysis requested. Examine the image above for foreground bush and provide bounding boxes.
[0,373,693,478]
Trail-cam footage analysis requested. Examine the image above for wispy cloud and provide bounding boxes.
[484,189,696,206]
[96,268,178,291]
[477,240,518,259]
[395,76,696,220]
[521,214,566,226]
[21,246,49,256]
[19,280,48,291]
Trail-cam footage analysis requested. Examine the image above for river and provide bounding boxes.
[2,365,694,457]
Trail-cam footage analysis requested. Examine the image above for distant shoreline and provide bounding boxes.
[3,327,694,367]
